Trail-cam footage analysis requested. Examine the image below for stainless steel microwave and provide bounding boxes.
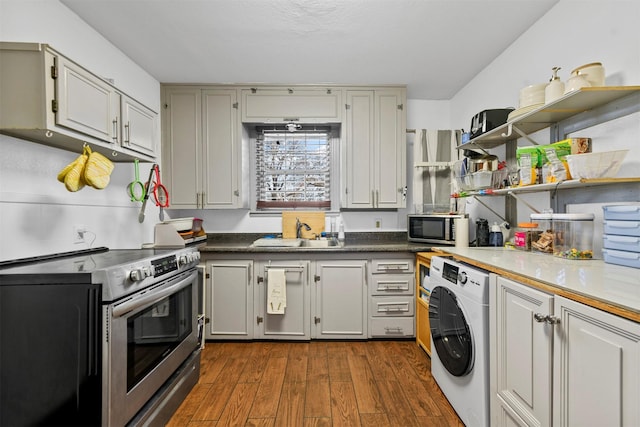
[407,214,466,245]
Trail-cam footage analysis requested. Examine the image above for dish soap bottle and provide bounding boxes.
[545,66,565,104]
[489,222,503,247]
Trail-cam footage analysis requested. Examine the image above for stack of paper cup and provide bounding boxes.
[455,218,469,248]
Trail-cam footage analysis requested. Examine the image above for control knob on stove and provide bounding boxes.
[178,254,189,266]
[129,265,152,282]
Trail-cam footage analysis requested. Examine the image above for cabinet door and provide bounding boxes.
[206,260,253,339]
[344,90,374,208]
[553,296,640,427]
[241,88,341,123]
[122,95,157,157]
[374,89,406,208]
[161,87,201,208]
[202,89,240,208]
[256,262,310,340]
[492,276,553,427]
[313,260,367,339]
[55,55,119,144]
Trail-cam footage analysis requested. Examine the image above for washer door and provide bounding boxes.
[429,286,474,376]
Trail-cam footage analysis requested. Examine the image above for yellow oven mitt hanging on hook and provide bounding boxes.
[57,146,89,192]
[84,146,114,189]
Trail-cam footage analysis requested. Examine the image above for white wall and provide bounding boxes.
[0,0,161,261]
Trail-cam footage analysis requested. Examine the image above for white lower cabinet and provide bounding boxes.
[553,295,640,427]
[368,258,415,338]
[254,261,310,340]
[490,275,640,427]
[491,275,553,427]
[205,260,253,340]
[312,260,367,339]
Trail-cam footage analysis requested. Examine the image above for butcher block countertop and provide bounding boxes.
[432,247,640,323]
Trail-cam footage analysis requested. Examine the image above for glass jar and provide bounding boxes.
[514,222,540,251]
[552,213,595,259]
[530,212,554,254]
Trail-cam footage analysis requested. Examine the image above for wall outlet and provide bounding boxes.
[73,225,87,244]
[375,218,382,229]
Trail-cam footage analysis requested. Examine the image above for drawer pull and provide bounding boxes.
[379,306,408,313]
[384,326,403,333]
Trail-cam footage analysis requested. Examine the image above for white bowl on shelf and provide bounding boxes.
[565,150,629,179]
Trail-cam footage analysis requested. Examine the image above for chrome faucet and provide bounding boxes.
[296,218,311,238]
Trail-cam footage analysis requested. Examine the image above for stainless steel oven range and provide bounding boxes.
[0,246,202,427]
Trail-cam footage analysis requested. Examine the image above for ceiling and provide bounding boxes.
[60,0,559,100]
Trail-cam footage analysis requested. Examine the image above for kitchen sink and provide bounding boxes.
[299,238,343,248]
[251,237,342,248]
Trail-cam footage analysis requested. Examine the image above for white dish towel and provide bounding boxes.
[267,269,287,314]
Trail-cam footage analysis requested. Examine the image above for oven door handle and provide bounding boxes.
[112,270,197,318]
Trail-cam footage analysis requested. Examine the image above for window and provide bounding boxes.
[255,129,332,210]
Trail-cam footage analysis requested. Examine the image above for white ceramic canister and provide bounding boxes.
[545,66,565,103]
[564,71,591,94]
[570,62,605,87]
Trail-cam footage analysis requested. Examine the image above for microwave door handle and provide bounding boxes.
[112,270,197,318]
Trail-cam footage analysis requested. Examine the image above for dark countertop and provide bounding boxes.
[199,232,435,253]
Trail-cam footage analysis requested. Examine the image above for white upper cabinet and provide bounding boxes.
[241,87,342,123]
[161,86,242,209]
[121,95,158,158]
[344,87,407,209]
[0,42,158,162]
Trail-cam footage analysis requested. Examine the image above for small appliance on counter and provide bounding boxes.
[408,213,468,245]
[469,108,515,139]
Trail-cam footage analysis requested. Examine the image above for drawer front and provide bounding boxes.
[370,296,414,317]
[369,317,414,337]
[371,273,415,295]
[371,259,414,273]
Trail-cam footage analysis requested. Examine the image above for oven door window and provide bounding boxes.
[127,284,192,391]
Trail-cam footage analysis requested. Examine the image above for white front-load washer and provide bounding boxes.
[429,256,490,427]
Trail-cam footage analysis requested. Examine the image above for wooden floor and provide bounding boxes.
[168,340,464,426]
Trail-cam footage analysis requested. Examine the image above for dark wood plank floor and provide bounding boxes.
[168,340,464,426]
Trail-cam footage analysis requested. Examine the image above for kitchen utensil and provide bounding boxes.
[151,165,169,208]
[128,159,146,202]
[138,165,156,223]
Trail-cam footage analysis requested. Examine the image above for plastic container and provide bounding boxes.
[603,220,640,237]
[602,204,640,221]
[530,213,554,254]
[514,222,540,251]
[552,213,595,259]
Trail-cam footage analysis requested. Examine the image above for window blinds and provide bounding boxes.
[256,131,331,209]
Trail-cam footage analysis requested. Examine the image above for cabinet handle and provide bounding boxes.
[534,313,560,325]
[376,190,379,208]
[112,117,118,142]
[534,313,547,323]
[384,326,403,333]
[124,121,131,144]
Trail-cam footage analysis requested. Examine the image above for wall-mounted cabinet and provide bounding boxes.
[0,42,157,162]
[241,87,342,123]
[343,88,407,209]
[161,86,242,209]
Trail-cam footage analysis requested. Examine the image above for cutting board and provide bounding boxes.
[282,212,326,239]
